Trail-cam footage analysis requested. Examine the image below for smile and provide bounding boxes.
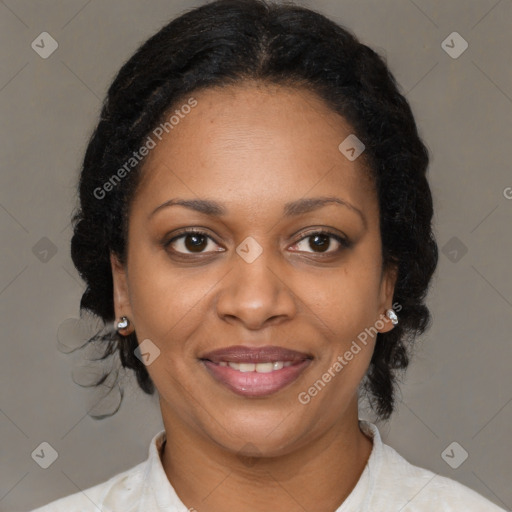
[217,361,294,372]
[201,358,312,397]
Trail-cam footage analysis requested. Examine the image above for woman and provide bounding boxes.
[31,0,506,510]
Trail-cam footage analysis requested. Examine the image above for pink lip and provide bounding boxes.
[201,359,312,397]
[200,344,311,364]
[199,345,313,397]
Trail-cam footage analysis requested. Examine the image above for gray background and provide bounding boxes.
[1,0,511,510]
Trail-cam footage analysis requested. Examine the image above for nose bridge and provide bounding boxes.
[215,237,296,329]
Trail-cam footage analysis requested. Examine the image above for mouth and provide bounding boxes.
[209,360,297,372]
[199,345,313,397]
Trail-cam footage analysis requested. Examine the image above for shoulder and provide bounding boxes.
[29,428,168,512]
[371,441,506,511]
[29,460,147,512]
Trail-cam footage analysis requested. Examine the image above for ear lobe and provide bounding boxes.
[378,264,399,333]
[110,252,132,317]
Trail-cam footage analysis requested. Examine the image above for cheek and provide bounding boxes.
[299,270,380,412]
[126,247,216,346]
[299,257,383,340]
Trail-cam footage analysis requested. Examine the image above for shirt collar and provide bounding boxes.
[136,429,189,511]
[335,419,382,511]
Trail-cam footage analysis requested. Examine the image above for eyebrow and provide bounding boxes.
[149,196,367,228]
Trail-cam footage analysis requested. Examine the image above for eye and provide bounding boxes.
[162,228,350,257]
[289,229,350,254]
[163,229,224,255]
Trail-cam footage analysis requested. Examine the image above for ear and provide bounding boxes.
[110,252,133,328]
[377,263,399,334]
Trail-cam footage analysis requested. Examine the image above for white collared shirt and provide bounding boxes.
[30,420,506,511]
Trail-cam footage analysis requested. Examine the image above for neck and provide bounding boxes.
[159,398,373,512]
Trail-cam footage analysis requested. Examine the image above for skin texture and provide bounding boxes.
[111,81,398,512]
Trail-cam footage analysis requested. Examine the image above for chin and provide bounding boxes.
[199,407,310,457]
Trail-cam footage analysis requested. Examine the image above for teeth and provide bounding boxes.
[238,363,255,372]
[223,361,294,372]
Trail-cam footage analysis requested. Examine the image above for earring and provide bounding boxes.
[117,316,130,331]
[386,308,398,325]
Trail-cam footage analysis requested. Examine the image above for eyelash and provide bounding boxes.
[162,228,351,257]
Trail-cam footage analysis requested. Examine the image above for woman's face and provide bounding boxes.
[111,81,397,455]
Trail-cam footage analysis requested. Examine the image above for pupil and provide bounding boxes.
[310,234,329,252]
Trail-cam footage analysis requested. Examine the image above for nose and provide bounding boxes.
[215,248,297,330]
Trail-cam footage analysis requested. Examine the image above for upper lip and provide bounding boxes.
[200,345,313,364]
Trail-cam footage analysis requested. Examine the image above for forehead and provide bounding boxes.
[132,81,376,218]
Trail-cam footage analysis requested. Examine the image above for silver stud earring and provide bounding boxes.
[386,308,398,325]
[117,316,130,331]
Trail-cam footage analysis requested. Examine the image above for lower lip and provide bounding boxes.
[201,359,312,397]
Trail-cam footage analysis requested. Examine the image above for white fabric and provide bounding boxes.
[30,420,507,511]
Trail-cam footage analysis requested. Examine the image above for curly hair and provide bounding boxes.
[70,0,438,420]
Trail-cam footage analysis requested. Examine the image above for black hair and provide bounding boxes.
[70,0,438,420]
